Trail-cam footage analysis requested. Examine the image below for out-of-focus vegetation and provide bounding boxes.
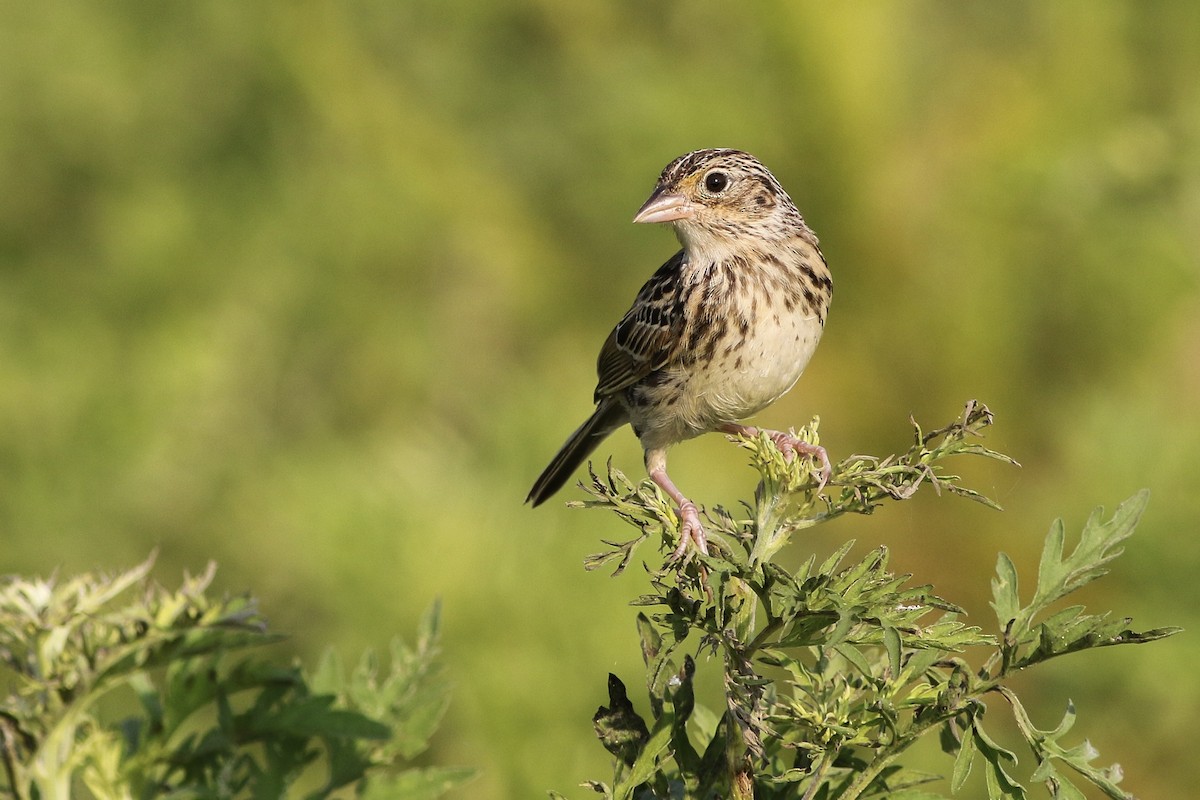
[0,3,1195,797]
[0,558,470,798]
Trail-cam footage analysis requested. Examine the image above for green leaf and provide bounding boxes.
[833,643,874,678]
[900,646,941,686]
[723,576,758,645]
[636,612,662,665]
[951,723,977,792]
[76,555,158,616]
[973,717,1019,765]
[1020,607,1181,668]
[990,490,1179,672]
[973,718,1027,800]
[881,624,902,679]
[990,552,1020,630]
[816,539,857,577]
[667,656,701,789]
[1031,764,1088,800]
[619,709,674,798]
[309,647,345,697]
[360,766,477,800]
[417,599,442,651]
[996,687,1132,800]
[983,763,1028,800]
[1036,519,1067,606]
[250,695,391,739]
[1023,491,1149,632]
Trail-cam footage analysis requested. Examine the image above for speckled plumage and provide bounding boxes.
[528,149,833,557]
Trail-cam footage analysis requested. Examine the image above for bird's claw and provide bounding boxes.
[769,431,832,490]
[670,500,708,560]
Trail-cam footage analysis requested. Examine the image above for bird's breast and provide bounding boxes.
[622,247,830,450]
[625,300,824,450]
[691,302,824,419]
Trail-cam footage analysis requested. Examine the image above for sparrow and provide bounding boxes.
[527,149,832,557]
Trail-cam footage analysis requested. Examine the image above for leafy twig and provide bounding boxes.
[561,402,1178,800]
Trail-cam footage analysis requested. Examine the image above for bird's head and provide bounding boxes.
[633,149,805,255]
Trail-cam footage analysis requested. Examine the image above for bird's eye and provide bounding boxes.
[704,171,728,193]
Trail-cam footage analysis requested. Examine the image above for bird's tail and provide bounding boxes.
[527,400,627,506]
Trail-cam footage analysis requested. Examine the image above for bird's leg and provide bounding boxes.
[720,423,832,489]
[645,448,708,558]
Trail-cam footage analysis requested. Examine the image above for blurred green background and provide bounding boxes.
[1,2,1197,797]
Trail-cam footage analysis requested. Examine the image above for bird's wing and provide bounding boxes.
[594,250,686,399]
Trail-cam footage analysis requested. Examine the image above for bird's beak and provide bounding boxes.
[633,189,693,224]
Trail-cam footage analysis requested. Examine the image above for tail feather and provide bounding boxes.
[527,400,627,506]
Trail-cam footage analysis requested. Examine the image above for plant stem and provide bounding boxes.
[801,750,835,800]
[835,703,963,800]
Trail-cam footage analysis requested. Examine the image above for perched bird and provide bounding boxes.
[527,149,833,557]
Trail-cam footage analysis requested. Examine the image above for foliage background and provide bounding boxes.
[1,3,1196,797]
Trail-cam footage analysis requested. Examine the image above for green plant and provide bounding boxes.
[0,557,472,799]
[556,402,1178,800]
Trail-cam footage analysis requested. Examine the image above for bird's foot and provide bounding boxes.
[671,499,709,560]
[647,462,710,560]
[769,431,831,489]
[722,423,832,489]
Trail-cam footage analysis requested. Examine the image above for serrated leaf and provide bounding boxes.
[1026,492,1148,629]
[910,617,995,652]
[1029,759,1088,800]
[995,686,1134,799]
[1022,607,1181,667]
[774,609,841,647]
[77,555,157,617]
[723,576,758,645]
[793,552,818,584]
[995,686,1044,746]
[945,482,1006,510]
